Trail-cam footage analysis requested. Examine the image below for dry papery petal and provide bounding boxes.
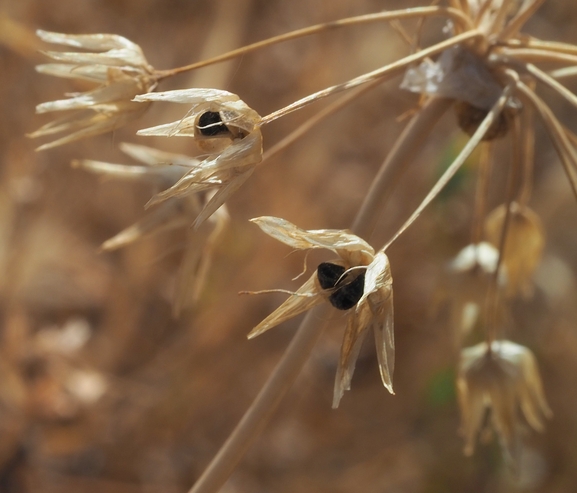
[247,273,324,339]
[36,30,152,70]
[134,88,261,138]
[401,46,503,111]
[246,220,395,405]
[485,203,544,298]
[30,30,156,150]
[30,102,151,151]
[334,251,395,407]
[135,89,263,227]
[250,216,374,266]
[400,45,519,140]
[458,340,552,463]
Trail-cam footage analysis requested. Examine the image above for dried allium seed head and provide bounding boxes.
[457,340,552,463]
[134,89,263,227]
[29,31,157,150]
[246,218,394,406]
[485,203,544,298]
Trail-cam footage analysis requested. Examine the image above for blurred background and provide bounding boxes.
[1,0,577,491]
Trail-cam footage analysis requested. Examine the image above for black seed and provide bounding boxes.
[317,262,345,290]
[198,111,229,136]
[317,262,365,311]
[328,272,365,311]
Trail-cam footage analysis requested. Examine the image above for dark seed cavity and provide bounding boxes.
[316,262,365,311]
[197,111,230,137]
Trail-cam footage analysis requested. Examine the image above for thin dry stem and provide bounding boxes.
[260,78,384,166]
[381,84,516,252]
[525,63,577,112]
[471,143,493,244]
[490,0,516,37]
[518,81,536,206]
[486,117,522,344]
[516,80,577,202]
[261,30,482,125]
[498,0,546,40]
[499,48,577,65]
[502,38,577,57]
[155,7,474,79]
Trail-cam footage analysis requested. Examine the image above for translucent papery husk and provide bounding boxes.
[29,101,151,151]
[247,273,325,339]
[144,130,262,210]
[31,31,156,150]
[485,203,545,298]
[134,89,261,138]
[36,30,153,70]
[400,45,520,140]
[250,216,375,267]
[36,72,150,114]
[333,252,395,407]
[401,46,504,111]
[457,340,552,464]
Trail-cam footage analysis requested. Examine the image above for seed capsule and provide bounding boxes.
[454,101,512,141]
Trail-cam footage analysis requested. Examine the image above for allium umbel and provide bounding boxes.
[248,217,394,408]
[457,340,552,463]
[29,30,156,150]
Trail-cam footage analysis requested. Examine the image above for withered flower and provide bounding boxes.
[74,143,229,315]
[29,30,157,150]
[134,88,263,228]
[457,340,552,464]
[485,202,544,298]
[248,216,394,408]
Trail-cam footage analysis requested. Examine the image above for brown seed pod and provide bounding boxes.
[454,100,513,141]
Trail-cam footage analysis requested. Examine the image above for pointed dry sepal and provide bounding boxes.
[250,216,375,266]
[333,251,394,408]
[485,202,545,298]
[247,273,325,339]
[457,340,552,464]
[134,89,263,228]
[29,30,157,150]
[248,217,395,406]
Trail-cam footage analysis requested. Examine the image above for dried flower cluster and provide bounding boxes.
[27,0,577,487]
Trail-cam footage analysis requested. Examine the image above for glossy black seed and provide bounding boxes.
[328,272,365,311]
[317,262,365,311]
[198,111,229,136]
[317,262,346,290]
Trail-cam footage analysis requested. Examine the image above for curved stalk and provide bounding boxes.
[380,83,516,252]
[155,7,474,79]
[261,30,482,125]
